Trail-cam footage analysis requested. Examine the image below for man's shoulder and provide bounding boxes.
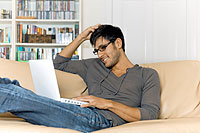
[135,64,157,73]
[135,64,159,79]
[82,58,101,65]
[82,58,105,68]
[82,57,99,62]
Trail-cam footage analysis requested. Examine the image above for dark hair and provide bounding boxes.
[90,25,125,52]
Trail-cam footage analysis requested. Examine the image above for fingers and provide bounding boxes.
[80,103,91,108]
[74,96,95,108]
[75,95,93,100]
[79,24,101,40]
[88,24,101,32]
[94,24,101,29]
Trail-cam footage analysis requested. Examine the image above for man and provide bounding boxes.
[0,24,160,132]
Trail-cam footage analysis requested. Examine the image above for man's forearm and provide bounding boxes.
[107,100,141,122]
[76,95,141,122]
[59,35,84,58]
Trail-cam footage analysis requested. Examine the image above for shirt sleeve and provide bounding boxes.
[53,54,96,83]
[139,68,161,120]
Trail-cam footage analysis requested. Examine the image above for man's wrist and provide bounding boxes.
[77,34,86,42]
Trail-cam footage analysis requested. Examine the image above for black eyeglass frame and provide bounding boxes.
[93,39,116,55]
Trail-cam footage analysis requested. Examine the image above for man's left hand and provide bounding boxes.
[74,95,112,109]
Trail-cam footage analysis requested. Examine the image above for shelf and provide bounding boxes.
[16,19,80,23]
[16,43,68,47]
[0,19,12,23]
[0,43,12,46]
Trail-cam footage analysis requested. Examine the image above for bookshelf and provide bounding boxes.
[0,0,82,61]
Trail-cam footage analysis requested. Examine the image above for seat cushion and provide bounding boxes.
[95,117,200,133]
[0,118,79,132]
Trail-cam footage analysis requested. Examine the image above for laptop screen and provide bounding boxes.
[29,60,61,101]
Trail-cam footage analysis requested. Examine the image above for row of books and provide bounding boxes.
[0,27,11,43]
[18,10,76,20]
[17,47,79,61]
[17,47,63,61]
[17,0,79,20]
[0,47,9,59]
[1,9,12,19]
[18,0,77,12]
[17,24,77,44]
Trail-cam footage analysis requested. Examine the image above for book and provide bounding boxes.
[0,29,2,43]
[4,27,8,43]
[1,29,3,43]
[19,24,23,43]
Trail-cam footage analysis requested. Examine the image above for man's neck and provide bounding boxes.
[112,53,134,72]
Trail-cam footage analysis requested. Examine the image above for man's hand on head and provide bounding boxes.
[74,95,112,109]
[78,24,101,41]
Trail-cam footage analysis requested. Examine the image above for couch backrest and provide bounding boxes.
[141,60,200,119]
[1,59,200,119]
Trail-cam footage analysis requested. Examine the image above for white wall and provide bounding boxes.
[81,0,200,62]
[82,0,112,59]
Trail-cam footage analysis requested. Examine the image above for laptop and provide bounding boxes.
[29,59,88,106]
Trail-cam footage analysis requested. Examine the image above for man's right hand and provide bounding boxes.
[78,24,101,41]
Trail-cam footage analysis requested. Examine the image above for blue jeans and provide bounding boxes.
[0,78,112,132]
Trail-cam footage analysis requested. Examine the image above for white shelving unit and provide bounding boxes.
[0,0,82,61]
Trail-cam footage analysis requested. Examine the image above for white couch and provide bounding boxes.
[0,58,200,133]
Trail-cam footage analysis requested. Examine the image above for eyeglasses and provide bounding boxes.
[93,40,114,55]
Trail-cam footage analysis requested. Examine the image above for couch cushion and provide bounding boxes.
[141,60,200,119]
[0,58,86,118]
[0,58,35,92]
[55,69,87,98]
[95,117,200,133]
[0,118,79,132]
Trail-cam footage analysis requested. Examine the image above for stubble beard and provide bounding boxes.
[105,50,120,68]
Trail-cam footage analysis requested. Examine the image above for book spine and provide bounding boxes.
[8,27,11,43]
[19,24,23,43]
[17,24,20,43]
[0,29,2,43]
[1,29,3,43]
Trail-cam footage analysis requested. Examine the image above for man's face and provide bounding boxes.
[95,37,120,68]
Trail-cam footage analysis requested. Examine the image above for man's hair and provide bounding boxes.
[90,25,125,52]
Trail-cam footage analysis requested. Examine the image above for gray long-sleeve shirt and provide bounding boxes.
[53,55,160,126]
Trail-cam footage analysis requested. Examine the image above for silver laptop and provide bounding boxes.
[29,59,88,105]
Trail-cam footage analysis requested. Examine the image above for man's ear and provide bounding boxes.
[115,38,122,49]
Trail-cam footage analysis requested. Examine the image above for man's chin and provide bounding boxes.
[101,60,113,68]
[104,63,110,68]
[104,63,113,68]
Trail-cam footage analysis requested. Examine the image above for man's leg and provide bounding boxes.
[0,78,112,132]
